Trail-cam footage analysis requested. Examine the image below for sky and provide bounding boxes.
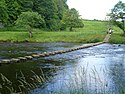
[67,0,125,20]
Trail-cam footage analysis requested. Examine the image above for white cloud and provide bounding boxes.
[67,0,124,20]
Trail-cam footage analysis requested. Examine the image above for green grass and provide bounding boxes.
[82,20,108,32]
[109,33,125,44]
[109,25,125,44]
[0,20,124,43]
[0,31,105,43]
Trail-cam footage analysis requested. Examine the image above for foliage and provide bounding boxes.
[54,0,68,20]
[4,0,22,26]
[15,11,45,38]
[28,0,68,30]
[1,0,68,30]
[0,0,8,25]
[109,1,125,35]
[62,8,84,31]
[15,11,45,29]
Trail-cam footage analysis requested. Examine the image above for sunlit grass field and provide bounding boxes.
[0,31,105,43]
[109,33,125,44]
[0,20,124,43]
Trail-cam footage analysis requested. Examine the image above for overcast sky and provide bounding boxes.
[67,0,125,20]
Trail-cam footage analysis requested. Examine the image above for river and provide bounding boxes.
[0,43,125,94]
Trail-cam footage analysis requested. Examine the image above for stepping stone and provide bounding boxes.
[53,51,59,54]
[25,56,33,59]
[10,58,20,63]
[18,57,27,61]
[1,59,11,64]
[47,52,55,55]
[43,53,50,56]
[39,54,45,57]
[32,54,40,58]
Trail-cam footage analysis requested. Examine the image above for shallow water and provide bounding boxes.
[30,44,125,94]
[0,43,125,94]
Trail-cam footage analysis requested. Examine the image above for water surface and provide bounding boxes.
[0,43,125,94]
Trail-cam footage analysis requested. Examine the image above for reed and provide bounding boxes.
[0,69,48,94]
[0,66,125,94]
[47,65,125,94]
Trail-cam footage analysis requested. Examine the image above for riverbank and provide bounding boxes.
[0,30,125,44]
[109,33,125,44]
[0,20,124,44]
[0,31,106,43]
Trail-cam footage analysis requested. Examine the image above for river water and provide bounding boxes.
[0,43,125,94]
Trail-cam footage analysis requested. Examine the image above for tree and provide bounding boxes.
[2,0,70,31]
[33,0,60,30]
[54,0,68,20]
[15,11,46,38]
[61,8,84,31]
[0,0,8,25]
[4,0,22,26]
[109,1,125,35]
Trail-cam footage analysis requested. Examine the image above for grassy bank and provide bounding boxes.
[0,20,124,43]
[0,31,105,43]
[109,33,125,44]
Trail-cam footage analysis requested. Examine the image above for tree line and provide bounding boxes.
[0,0,84,31]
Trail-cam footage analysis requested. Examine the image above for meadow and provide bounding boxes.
[0,20,124,44]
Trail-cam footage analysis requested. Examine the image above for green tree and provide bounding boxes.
[5,0,22,26]
[15,11,46,38]
[109,1,125,35]
[2,0,70,31]
[62,8,84,31]
[21,0,34,11]
[4,0,34,26]
[33,0,63,30]
[0,0,8,25]
[54,0,68,20]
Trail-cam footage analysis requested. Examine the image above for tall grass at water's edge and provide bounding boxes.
[0,66,125,94]
[0,69,48,94]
